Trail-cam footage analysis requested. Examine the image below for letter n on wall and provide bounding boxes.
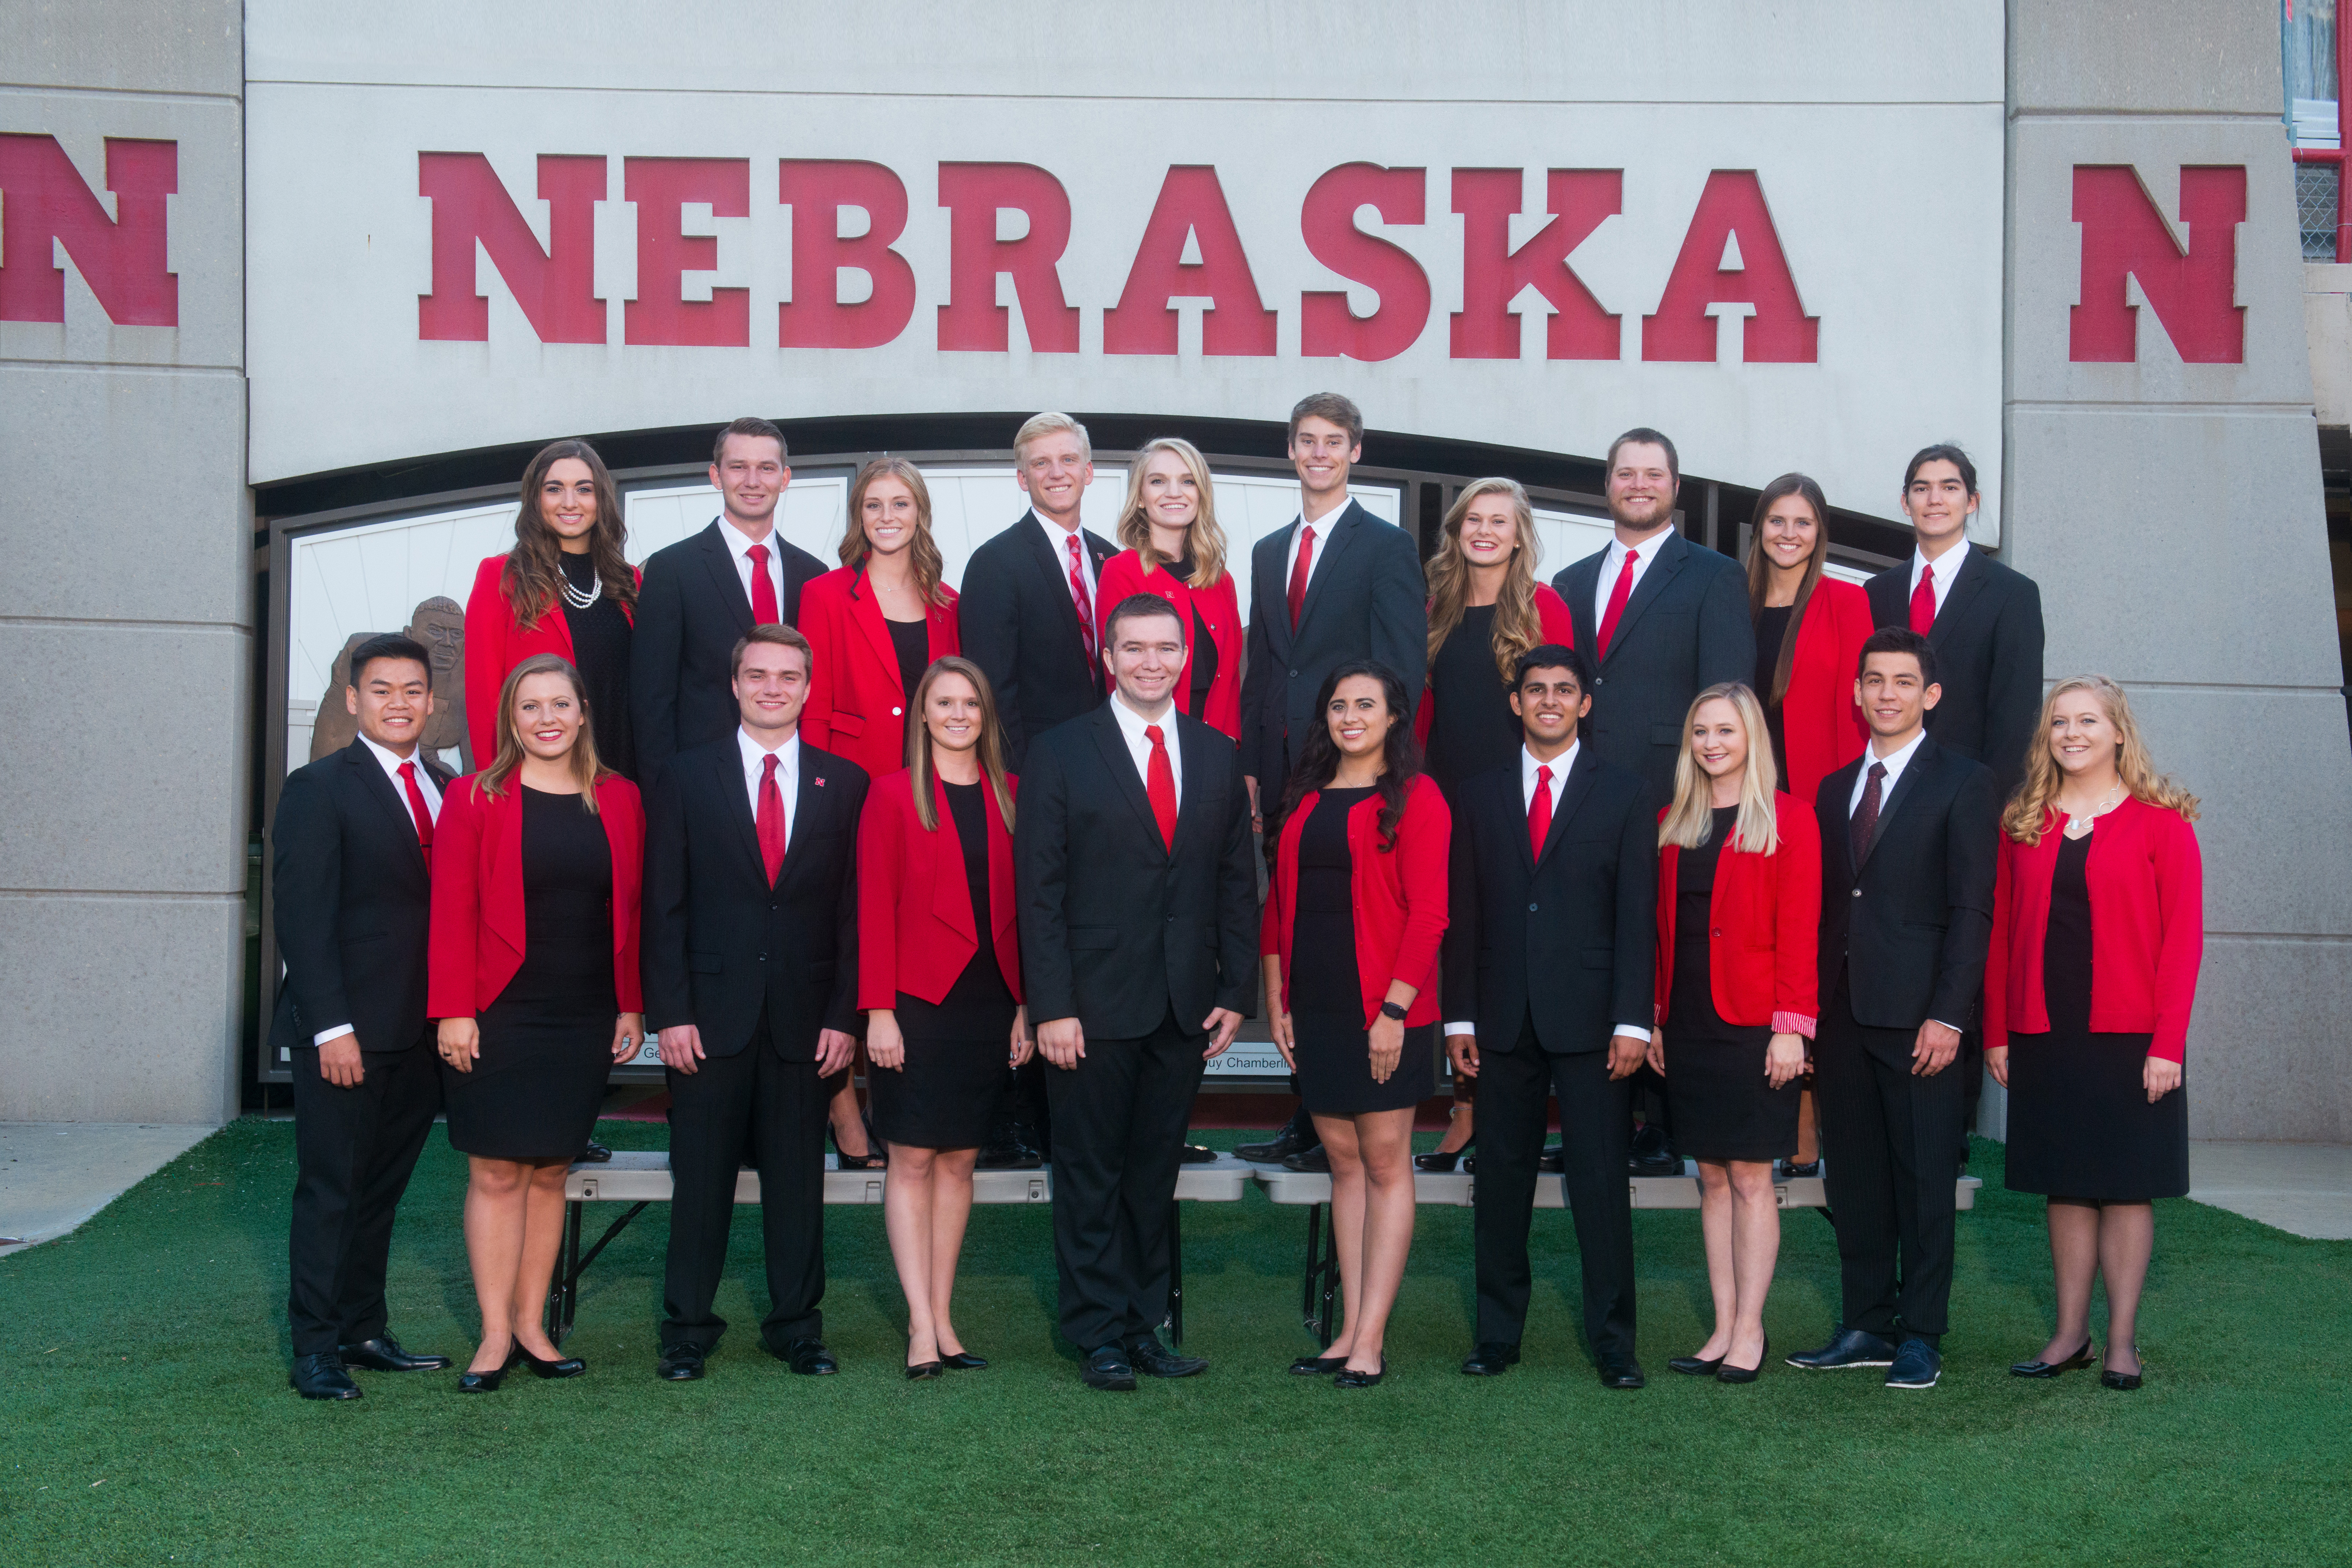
[0,134,178,325]
[2069,165,2245,363]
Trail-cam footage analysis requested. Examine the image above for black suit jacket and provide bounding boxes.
[1442,745,1656,1056]
[1814,734,2000,1032]
[1015,705,1258,1039]
[640,734,867,1059]
[1239,499,1428,790]
[959,512,1118,770]
[631,520,829,779]
[1864,547,2045,797]
[1553,529,1750,808]
[269,741,455,1057]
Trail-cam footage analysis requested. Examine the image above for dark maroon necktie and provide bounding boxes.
[1850,761,1887,864]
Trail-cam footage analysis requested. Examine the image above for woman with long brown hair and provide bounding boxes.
[856,656,1030,1377]
[1095,438,1243,740]
[463,439,641,777]
[430,654,644,1389]
[1986,676,2202,1391]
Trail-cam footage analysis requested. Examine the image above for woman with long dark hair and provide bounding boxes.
[1096,438,1243,740]
[463,439,640,778]
[1260,660,1448,1387]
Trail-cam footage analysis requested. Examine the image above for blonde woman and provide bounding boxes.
[1986,677,2201,1392]
[1096,438,1243,739]
[1647,683,1819,1383]
[429,654,644,1389]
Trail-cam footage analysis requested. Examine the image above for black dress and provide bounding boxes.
[1663,804,1798,1162]
[2006,830,2190,1200]
[867,779,1018,1149]
[1170,554,1218,713]
[1289,787,1435,1116]
[887,616,929,708]
[1753,603,1795,790]
[559,552,635,780]
[442,786,615,1159]
[1425,604,1522,796]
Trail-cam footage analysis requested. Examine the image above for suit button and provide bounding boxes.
[1851,889,1861,899]
[1528,902,1539,913]
[1289,670,1298,678]
[1167,914,1176,922]
[757,951,769,962]
[1710,928,1722,937]
[892,706,903,716]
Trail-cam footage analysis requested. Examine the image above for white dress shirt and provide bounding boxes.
[719,514,788,617]
[1591,533,1668,630]
[1906,536,1971,618]
[315,735,444,1045]
[1033,508,1098,610]
[738,727,801,843]
[1445,740,1649,1042]
[1282,494,1351,606]
[1108,691,1182,806]
[1843,725,1961,1033]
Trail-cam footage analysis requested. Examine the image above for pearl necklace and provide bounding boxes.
[559,562,603,611]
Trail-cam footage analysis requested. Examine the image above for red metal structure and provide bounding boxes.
[2291,12,2352,261]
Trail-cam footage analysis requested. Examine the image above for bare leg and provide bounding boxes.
[884,1143,940,1364]
[2040,1197,2102,1363]
[1794,1089,1819,1165]
[1342,1108,1417,1373]
[1433,1085,1475,1156]
[1692,1159,1736,1361]
[828,1068,871,1158]
[508,1159,572,1358]
[1724,1159,1780,1371]
[2097,1201,2155,1376]
[928,1147,980,1357]
[1315,1114,1367,1361]
[461,1156,530,1372]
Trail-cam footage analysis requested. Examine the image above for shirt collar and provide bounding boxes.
[1865,726,1928,779]
[1911,535,1970,585]
[1110,690,1176,744]
[739,726,800,772]
[720,516,778,562]
[357,731,423,777]
[1521,739,1579,788]
[1033,509,1085,548]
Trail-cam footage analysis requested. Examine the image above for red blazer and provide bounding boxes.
[1096,550,1244,740]
[856,767,1023,1009]
[1259,774,1450,1028]
[1984,796,2203,1063]
[1773,577,1872,805]
[1413,584,1577,745]
[798,563,961,781]
[462,554,639,767]
[428,773,644,1017]
[1653,792,1820,1036]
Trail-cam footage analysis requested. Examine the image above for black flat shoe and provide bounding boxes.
[2010,1341,2096,1378]
[519,1345,586,1379]
[1717,1336,1768,1384]
[1333,1358,1386,1389]
[906,1360,944,1380]
[1290,1353,1347,1375]
[1667,1352,1726,1376]
[457,1345,521,1393]
[2101,1350,2143,1390]
[940,1352,988,1371]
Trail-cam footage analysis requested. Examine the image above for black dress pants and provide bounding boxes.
[1815,977,1963,1340]
[661,1025,827,1352]
[1471,1017,1637,1357]
[1043,1006,1205,1351]
[287,1031,441,1357]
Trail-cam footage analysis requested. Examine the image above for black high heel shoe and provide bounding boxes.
[456,1344,522,1393]
[519,1344,587,1379]
[1415,1135,1474,1174]
[1333,1357,1386,1389]
[831,1126,886,1170]
[2010,1340,2096,1378]
[939,1352,988,1371]
[1717,1335,1769,1384]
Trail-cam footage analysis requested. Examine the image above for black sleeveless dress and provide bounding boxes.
[1663,805,1798,1162]
[558,552,635,780]
[1289,787,1435,1116]
[1753,603,1795,789]
[442,786,615,1159]
[1425,604,1522,797]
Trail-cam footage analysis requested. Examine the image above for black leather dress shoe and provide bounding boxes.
[578,1140,613,1163]
[1627,1125,1680,1175]
[1667,1350,1726,1377]
[1597,1353,1647,1389]
[1281,1145,1332,1174]
[1415,1139,1472,1173]
[781,1338,838,1375]
[1776,1157,1822,1179]
[1125,1334,1208,1378]
[975,1131,1045,1170]
[2010,1340,2096,1378]
[290,1352,363,1401]
[1885,1337,1942,1389]
[1081,1344,1137,1390]
[519,1345,586,1379]
[457,1346,521,1393]
[1460,1342,1521,1376]
[1235,1112,1318,1164]
[1333,1357,1386,1389]
[1178,1143,1218,1164]
[940,1351,988,1371]
[655,1344,705,1381]
[1717,1336,1767,1384]
[339,1335,451,1372]
[1537,1145,1566,1173]
[1787,1326,1899,1370]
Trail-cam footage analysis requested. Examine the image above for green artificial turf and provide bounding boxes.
[2,1119,2346,1567]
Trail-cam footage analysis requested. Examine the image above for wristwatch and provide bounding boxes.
[1378,1000,1409,1022]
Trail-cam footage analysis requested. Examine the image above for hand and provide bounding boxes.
[2144,1054,2183,1103]
[1765,1032,1806,1090]
[1911,1020,1962,1077]
[318,1034,365,1089]
[1267,1007,1296,1071]
[1447,1031,1479,1080]
[610,1012,645,1065]
[815,1029,858,1077]
[437,1017,480,1075]
[1245,774,1262,833]
[866,1010,905,1072]
[1606,1030,1647,1081]
[1009,1007,1034,1069]
[1367,1014,1404,1085]
[1202,1008,1243,1060]
[1985,1044,2010,1089]
[1037,1016,1086,1069]
[1644,1031,1665,1078]
[658,1023,705,1074]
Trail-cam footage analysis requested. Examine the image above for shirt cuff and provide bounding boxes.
[312,1025,355,1046]
[1930,1019,1963,1035]
[1444,1021,1475,1036]
[1613,1024,1652,1043]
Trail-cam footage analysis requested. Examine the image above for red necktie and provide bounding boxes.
[756,752,788,884]
[1067,534,1096,662]
[1527,763,1553,860]
[1144,723,1178,851]
[397,761,434,871]
[1596,547,1639,658]
[746,542,780,626]
[1909,562,1936,634]
[1286,524,1316,629]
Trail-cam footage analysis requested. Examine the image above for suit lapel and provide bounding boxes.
[1533,745,1600,870]
[846,564,901,675]
[1561,553,1603,652]
[1599,530,1685,664]
[1171,714,1217,851]
[1293,500,1365,637]
[1926,548,1988,648]
[345,743,428,872]
[1857,736,1936,870]
[712,738,767,885]
[1259,529,1297,661]
[1091,706,1166,858]
[698,521,756,634]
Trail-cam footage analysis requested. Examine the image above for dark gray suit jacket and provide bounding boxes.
[958,511,1118,771]
[1864,546,2045,798]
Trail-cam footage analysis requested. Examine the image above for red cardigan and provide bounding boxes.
[1097,551,1243,740]
[1259,774,1450,1028]
[1772,576,1872,805]
[1413,584,1577,745]
[1653,792,1820,1036]
[857,767,1023,1008]
[1984,796,2203,1063]
[462,553,639,767]
[428,773,644,1017]
[798,563,961,781]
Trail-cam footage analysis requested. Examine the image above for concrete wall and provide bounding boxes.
[0,1,248,1122]
[2004,0,2352,1140]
